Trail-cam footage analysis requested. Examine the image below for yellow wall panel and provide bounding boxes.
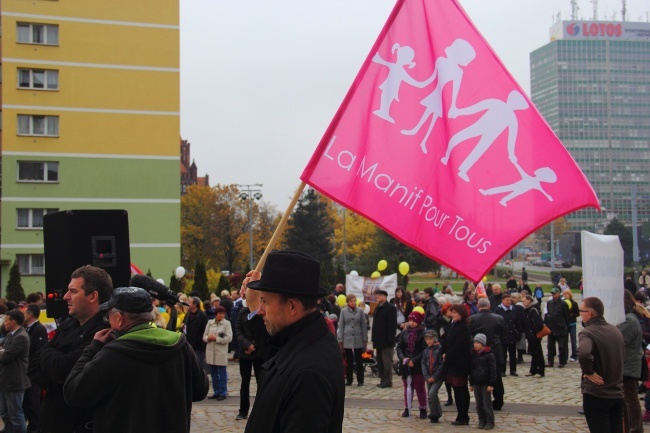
[4,66,179,111]
[2,109,179,156]
[3,17,179,68]
[4,0,178,27]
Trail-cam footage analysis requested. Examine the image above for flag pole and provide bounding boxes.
[245,181,306,312]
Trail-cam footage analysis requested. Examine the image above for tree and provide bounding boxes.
[332,210,378,272]
[217,274,232,294]
[213,185,249,273]
[285,188,335,288]
[169,274,182,293]
[605,218,634,266]
[6,261,25,302]
[193,259,209,300]
[181,186,220,269]
[146,269,153,277]
[534,217,571,252]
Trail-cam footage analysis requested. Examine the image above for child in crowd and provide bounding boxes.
[421,330,445,423]
[469,333,497,430]
[396,311,427,418]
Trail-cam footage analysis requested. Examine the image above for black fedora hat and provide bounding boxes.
[246,250,328,298]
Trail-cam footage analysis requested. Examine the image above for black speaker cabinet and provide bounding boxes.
[43,210,131,319]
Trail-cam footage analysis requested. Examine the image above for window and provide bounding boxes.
[18,69,58,90]
[17,254,45,275]
[17,161,59,182]
[16,208,58,229]
[17,23,59,45]
[18,115,59,136]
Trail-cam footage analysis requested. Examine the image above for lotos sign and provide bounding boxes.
[566,22,622,38]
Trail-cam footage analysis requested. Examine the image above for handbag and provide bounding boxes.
[536,324,552,340]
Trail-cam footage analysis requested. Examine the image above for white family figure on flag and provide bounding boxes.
[372,44,423,124]
[400,39,476,155]
[442,90,529,182]
[479,164,557,206]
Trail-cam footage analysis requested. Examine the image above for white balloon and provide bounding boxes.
[156,278,165,285]
[349,270,359,277]
[175,266,186,279]
[364,304,370,315]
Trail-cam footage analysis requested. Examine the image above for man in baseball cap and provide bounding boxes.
[63,287,208,433]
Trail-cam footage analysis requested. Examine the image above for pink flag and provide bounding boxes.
[301,0,599,281]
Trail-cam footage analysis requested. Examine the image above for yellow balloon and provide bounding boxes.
[413,306,425,315]
[398,261,410,276]
[482,276,488,282]
[371,271,381,279]
[336,294,347,307]
[377,260,388,271]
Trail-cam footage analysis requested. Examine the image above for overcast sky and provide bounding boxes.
[180,0,648,211]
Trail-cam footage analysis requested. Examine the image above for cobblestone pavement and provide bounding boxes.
[191,354,588,432]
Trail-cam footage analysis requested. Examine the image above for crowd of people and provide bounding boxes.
[4,257,650,433]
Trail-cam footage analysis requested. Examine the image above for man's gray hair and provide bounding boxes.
[477,298,491,309]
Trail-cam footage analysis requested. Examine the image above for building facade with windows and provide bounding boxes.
[530,21,650,234]
[0,0,181,293]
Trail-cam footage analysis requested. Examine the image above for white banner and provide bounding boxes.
[581,231,625,325]
[345,274,398,303]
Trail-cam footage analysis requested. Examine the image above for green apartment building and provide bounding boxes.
[530,20,650,234]
[0,0,181,293]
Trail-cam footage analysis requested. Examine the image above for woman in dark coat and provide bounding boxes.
[441,304,472,425]
[391,287,413,331]
[522,295,545,377]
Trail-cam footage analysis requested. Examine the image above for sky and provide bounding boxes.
[180,0,649,211]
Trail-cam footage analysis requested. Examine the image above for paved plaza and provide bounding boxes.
[191,351,590,432]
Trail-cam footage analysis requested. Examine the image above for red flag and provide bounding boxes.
[301,0,599,281]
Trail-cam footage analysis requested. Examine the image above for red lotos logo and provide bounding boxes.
[574,22,623,37]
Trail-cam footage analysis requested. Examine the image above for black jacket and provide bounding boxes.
[421,343,445,382]
[244,312,345,433]
[441,320,471,377]
[524,303,545,339]
[424,297,440,329]
[469,310,506,368]
[371,301,397,349]
[396,326,426,376]
[489,293,503,312]
[28,313,108,433]
[0,326,31,391]
[494,304,522,345]
[183,310,208,351]
[469,347,497,386]
[545,297,570,336]
[26,320,48,357]
[236,307,272,361]
[63,323,208,433]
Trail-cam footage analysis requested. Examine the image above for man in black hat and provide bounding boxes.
[243,250,345,433]
[372,289,397,388]
[63,287,208,433]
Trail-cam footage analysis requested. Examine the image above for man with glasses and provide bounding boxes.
[63,287,208,433]
[578,297,625,433]
[28,265,113,433]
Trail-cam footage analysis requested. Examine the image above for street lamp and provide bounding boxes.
[238,183,263,270]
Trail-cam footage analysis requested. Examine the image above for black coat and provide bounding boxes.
[236,307,272,361]
[442,321,471,377]
[183,310,208,351]
[28,313,108,433]
[63,324,208,433]
[244,312,345,433]
[371,301,397,349]
[469,348,497,386]
[26,320,48,357]
[0,327,31,391]
[545,297,570,336]
[396,326,426,376]
[469,310,506,368]
[494,305,522,345]
[524,305,544,340]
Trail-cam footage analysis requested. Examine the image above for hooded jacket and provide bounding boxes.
[63,322,209,433]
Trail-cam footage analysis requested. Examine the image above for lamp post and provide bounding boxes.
[238,183,263,270]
